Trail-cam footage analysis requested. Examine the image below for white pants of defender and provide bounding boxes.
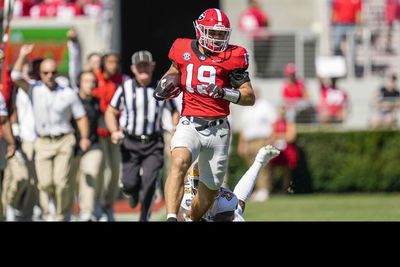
[171,117,230,190]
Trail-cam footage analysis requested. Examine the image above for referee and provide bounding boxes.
[105,51,179,221]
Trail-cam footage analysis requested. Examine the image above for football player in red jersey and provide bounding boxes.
[154,8,255,221]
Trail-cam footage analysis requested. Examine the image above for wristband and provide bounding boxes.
[223,88,241,104]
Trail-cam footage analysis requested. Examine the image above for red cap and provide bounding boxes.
[284,63,296,75]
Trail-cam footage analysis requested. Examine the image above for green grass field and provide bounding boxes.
[115,193,400,221]
[243,193,400,221]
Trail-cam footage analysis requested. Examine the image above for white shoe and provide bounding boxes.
[33,205,43,221]
[6,205,15,221]
[48,199,56,218]
[99,214,108,222]
[252,189,270,202]
[255,145,280,166]
[80,213,96,222]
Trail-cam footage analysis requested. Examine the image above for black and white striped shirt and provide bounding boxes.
[110,78,177,136]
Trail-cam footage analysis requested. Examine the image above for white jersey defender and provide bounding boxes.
[179,145,280,222]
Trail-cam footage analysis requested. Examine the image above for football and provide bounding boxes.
[162,73,181,90]
[159,72,182,99]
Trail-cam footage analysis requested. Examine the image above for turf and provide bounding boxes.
[243,193,400,221]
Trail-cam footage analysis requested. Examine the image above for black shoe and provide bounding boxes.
[127,194,139,209]
[167,217,178,222]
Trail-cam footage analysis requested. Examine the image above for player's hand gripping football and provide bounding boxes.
[205,83,225,99]
[154,73,181,100]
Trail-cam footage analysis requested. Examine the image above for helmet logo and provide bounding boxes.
[198,12,205,21]
[183,52,191,61]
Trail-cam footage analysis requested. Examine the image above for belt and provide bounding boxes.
[184,116,226,131]
[40,133,67,139]
[125,133,161,144]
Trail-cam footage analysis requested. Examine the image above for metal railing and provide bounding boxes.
[243,29,318,79]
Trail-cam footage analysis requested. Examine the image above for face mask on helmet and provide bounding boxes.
[194,8,232,53]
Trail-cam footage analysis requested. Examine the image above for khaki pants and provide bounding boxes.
[34,133,76,221]
[70,148,103,219]
[243,138,272,192]
[2,142,37,220]
[99,136,121,208]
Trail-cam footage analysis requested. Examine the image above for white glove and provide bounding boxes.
[255,145,280,166]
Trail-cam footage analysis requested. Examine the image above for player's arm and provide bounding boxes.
[154,62,181,101]
[205,68,255,106]
[161,62,180,78]
[171,109,180,133]
[236,80,255,106]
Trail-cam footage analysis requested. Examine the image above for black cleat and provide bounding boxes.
[127,194,138,209]
[166,217,178,222]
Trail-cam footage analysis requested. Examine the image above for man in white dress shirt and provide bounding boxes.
[11,44,90,221]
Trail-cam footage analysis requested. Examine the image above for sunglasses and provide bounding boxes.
[41,71,57,76]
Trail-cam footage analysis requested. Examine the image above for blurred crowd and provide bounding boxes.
[235,0,400,201]
[0,26,177,222]
[13,0,103,19]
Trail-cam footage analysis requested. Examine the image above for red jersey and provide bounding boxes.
[318,87,348,116]
[273,119,287,133]
[239,7,269,38]
[270,118,299,169]
[58,2,84,17]
[282,79,306,103]
[385,0,399,23]
[168,38,249,117]
[15,0,35,17]
[332,0,362,24]
[38,0,63,17]
[92,70,126,137]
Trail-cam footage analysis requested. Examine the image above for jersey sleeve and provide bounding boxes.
[168,39,182,65]
[232,46,250,71]
[228,46,251,88]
